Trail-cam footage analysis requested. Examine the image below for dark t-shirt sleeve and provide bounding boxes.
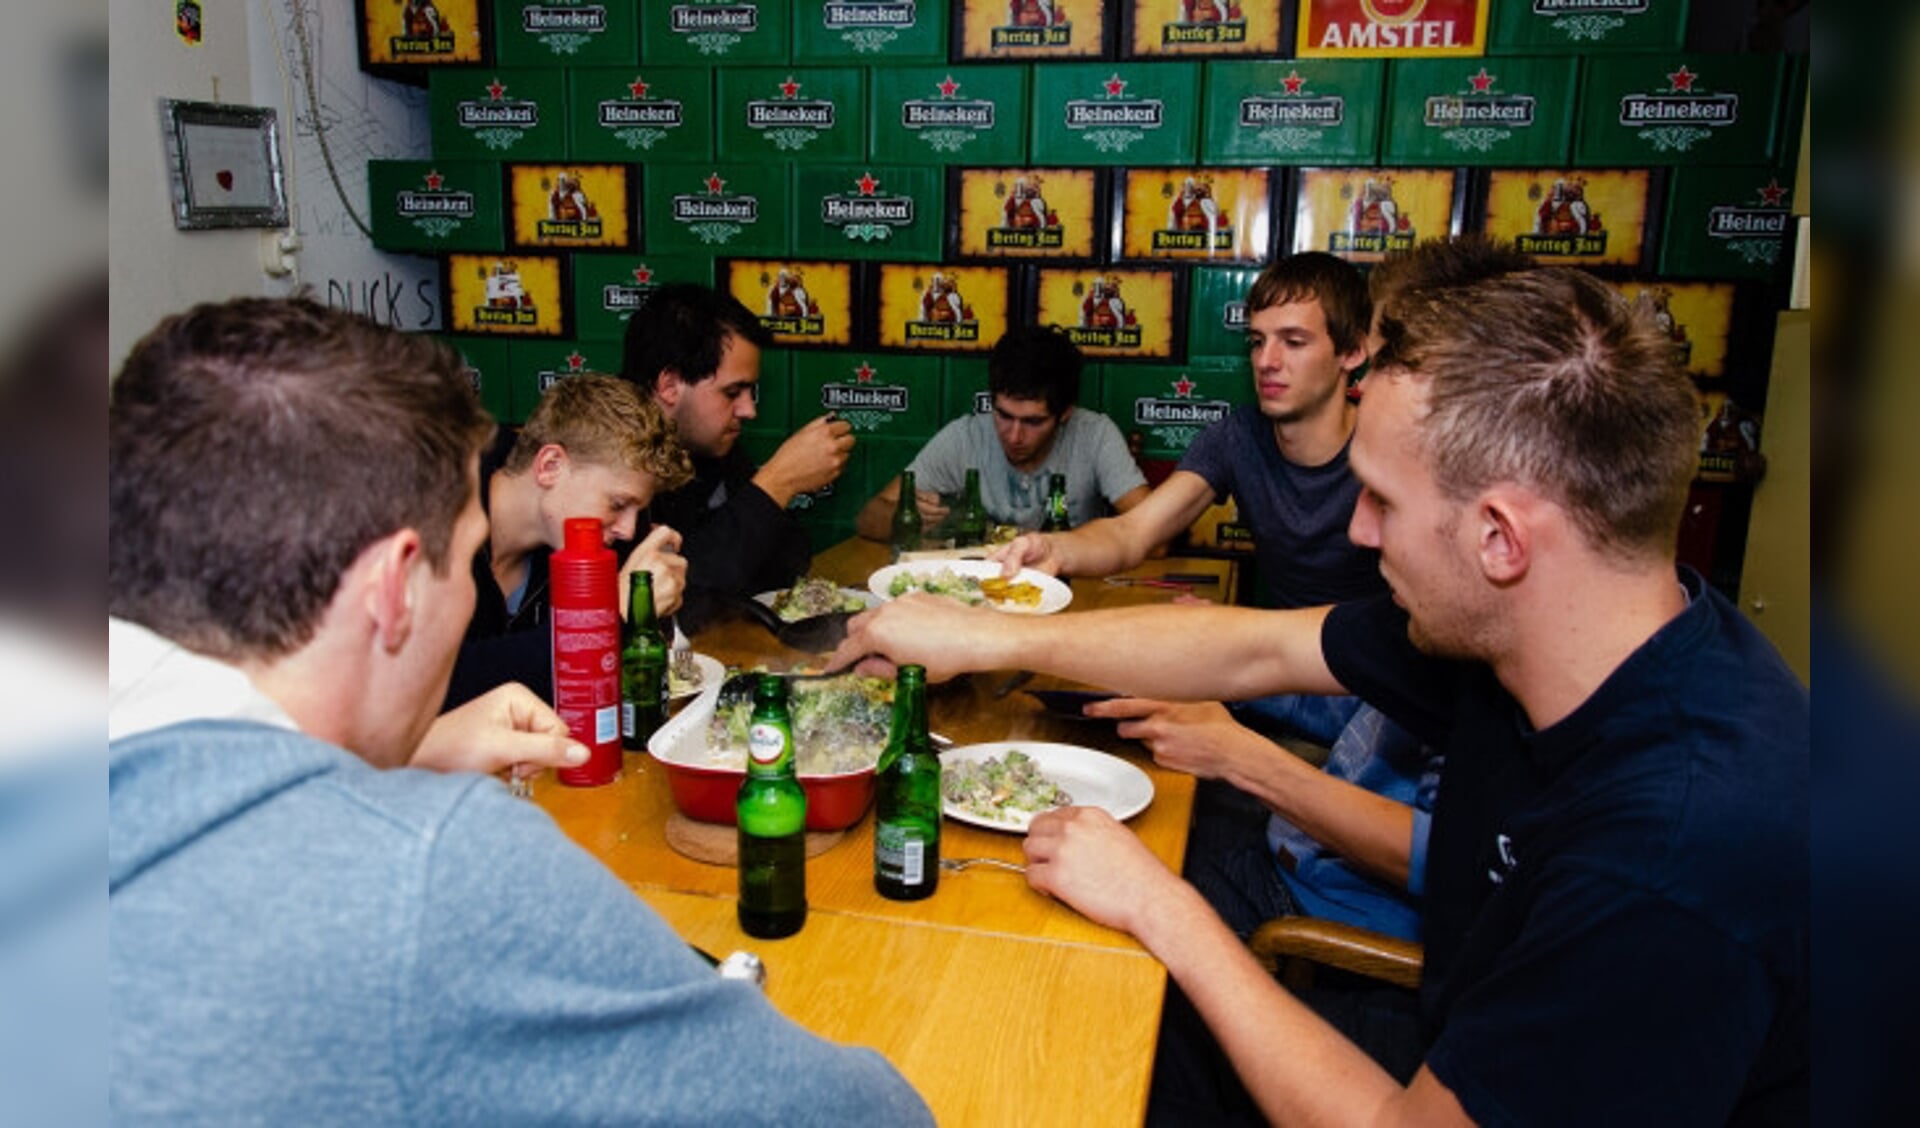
[1425,872,1780,1127]
[1321,596,1460,749]
[1173,414,1237,501]
[653,447,812,596]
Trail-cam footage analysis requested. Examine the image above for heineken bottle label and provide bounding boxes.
[876,824,926,884]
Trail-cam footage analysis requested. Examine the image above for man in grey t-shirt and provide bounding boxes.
[855,326,1150,538]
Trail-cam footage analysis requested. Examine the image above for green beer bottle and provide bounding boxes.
[874,665,940,901]
[1040,472,1070,533]
[953,467,987,548]
[737,675,807,938]
[890,469,923,559]
[620,570,667,753]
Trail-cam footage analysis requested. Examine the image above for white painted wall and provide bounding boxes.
[109,0,267,364]
[109,0,438,367]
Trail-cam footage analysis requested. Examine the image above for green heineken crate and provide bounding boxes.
[505,338,628,423]
[785,460,866,541]
[442,335,516,423]
[568,67,713,163]
[864,434,923,488]
[1490,0,1688,55]
[643,0,792,64]
[941,355,992,422]
[430,69,570,160]
[1030,62,1202,167]
[573,254,716,344]
[643,162,792,257]
[1201,60,1384,167]
[747,348,795,432]
[493,1,639,66]
[793,165,944,261]
[1098,361,1245,462]
[1659,165,1796,282]
[1187,266,1261,360]
[368,161,504,254]
[791,0,947,62]
[870,64,1028,165]
[794,351,943,440]
[1575,52,1787,166]
[1382,57,1576,167]
[716,67,867,162]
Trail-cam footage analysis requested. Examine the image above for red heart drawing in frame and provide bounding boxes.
[215,170,234,192]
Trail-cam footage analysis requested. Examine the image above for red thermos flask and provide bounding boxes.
[550,517,621,787]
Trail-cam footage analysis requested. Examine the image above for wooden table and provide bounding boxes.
[533,540,1235,1126]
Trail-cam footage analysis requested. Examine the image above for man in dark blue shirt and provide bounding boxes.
[833,266,1808,1125]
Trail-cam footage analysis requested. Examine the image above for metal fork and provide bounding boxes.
[939,857,1026,874]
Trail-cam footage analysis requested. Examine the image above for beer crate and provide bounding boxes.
[1381,57,1577,167]
[429,69,569,161]
[493,0,639,66]
[1097,361,1246,462]
[443,252,572,339]
[572,254,716,345]
[505,338,627,422]
[716,66,868,163]
[793,165,944,262]
[863,434,925,491]
[642,0,792,64]
[1029,62,1202,167]
[367,160,504,254]
[1187,266,1261,360]
[941,355,993,422]
[1574,52,1789,166]
[791,0,948,62]
[505,163,637,252]
[1659,165,1796,282]
[568,67,713,163]
[954,0,1111,62]
[869,64,1029,166]
[1199,59,1385,167]
[441,335,516,423]
[1114,167,1277,265]
[642,162,792,257]
[1489,0,1688,55]
[794,351,944,441]
[746,348,795,433]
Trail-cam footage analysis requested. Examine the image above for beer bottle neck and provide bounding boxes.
[628,571,656,629]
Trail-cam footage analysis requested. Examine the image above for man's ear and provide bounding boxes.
[1056,405,1074,425]
[1475,490,1531,585]
[1337,339,1371,380]
[362,529,425,654]
[653,368,683,409]
[531,443,570,488]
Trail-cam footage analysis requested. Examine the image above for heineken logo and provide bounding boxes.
[974,390,993,414]
[1136,398,1231,426]
[823,1,916,27]
[822,384,910,411]
[903,100,994,127]
[1163,20,1247,45]
[1534,0,1646,10]
[748,101,835,127]
[1222,301,1247,329]
[523,5,606,32]
[1707,207,1789,237]
[1241,96,1344,126]
[1065,100,1164,128]
[396,189,475,217]
[599,100,684,126]
[601,281,656,311]
[457,102,538,126]
[671,4,758,31]
[824,197,913,222]
[1425,94,1535,125]
[672,195,758,221]
[1620,93,1738,124]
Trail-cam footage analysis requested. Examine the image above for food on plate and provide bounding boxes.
[942,750,1072,823]
[707,672,894,775]
[769,576,867,621]
[888,566,1042,608]
[667,656,703,697]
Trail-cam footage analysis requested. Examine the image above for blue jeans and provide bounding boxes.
[1229,693,1365,747]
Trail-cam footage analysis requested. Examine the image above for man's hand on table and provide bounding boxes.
[826,593,1014,682]
[1023,806,1181,937]
[990,533,1062,578]
[1087,698,1258,781]
[412,683,587,779]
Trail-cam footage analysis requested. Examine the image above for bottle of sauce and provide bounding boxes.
[737,675,808,938]
[550,517,620,787]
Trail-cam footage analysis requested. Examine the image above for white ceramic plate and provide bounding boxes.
[752,586,880,620]
[868,559,1072,615]
[940,741,1152,834]
[669,653,725,700]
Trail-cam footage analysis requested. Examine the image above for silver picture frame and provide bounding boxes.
[159,99,289,230]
